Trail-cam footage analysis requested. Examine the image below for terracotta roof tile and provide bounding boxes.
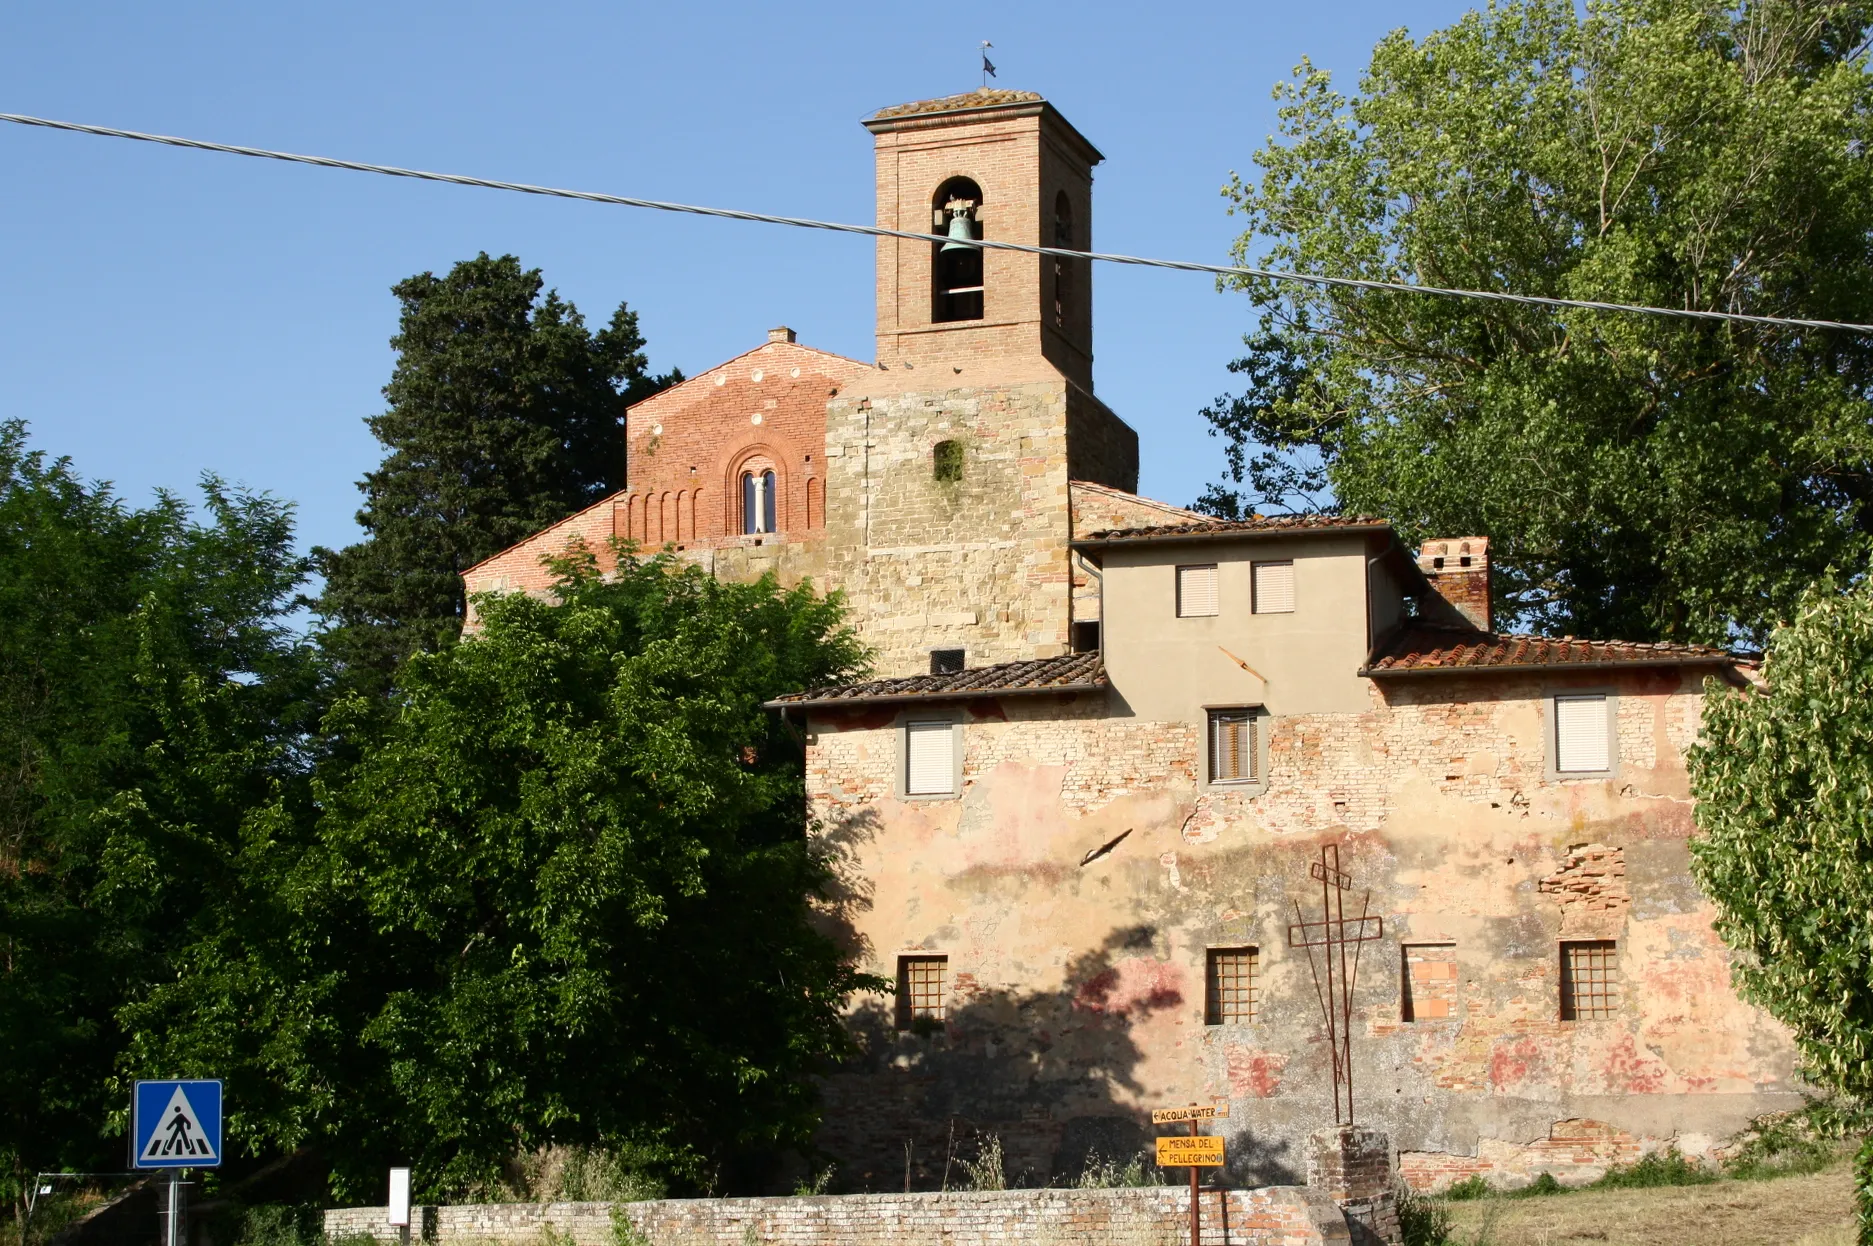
[1362,624,1738,676]
[871,90,1045,120]
[768,653,1105,707]
[1079,514,1392,543]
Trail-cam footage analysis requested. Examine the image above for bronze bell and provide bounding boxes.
[940,207,977,254]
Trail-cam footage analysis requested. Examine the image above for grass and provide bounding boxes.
[1435,1154,1855,1246]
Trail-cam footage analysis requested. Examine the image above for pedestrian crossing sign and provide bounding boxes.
[133,1080,222,1168]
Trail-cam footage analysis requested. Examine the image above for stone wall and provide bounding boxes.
[325,1186,1352,1246]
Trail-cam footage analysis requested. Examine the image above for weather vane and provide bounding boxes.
[980,41,997,88]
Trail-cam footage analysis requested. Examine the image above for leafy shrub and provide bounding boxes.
[1505,1172,1564,1199]
[1396,1181,1453,1246]
[1591,1147,1716,1190]
[233,1205,323,1246]
[1441,1175,1492,1201]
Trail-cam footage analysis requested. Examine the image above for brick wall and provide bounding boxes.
[325,1186,1352,1246]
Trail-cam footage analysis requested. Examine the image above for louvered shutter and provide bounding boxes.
[1211,712,1256,783]
[1554,695,1610,772]
[1178,564,1219,617]
[1253,561,1295,614]
[906,721,955,795]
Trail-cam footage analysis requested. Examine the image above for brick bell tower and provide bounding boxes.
[821,89,1139,678]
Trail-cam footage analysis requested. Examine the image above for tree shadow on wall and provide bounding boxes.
[809,805,881,966]
[815,922,1300,1193]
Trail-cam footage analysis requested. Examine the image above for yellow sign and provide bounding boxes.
[1155,1136,1225,1167]
[1150,1103,1229,1124]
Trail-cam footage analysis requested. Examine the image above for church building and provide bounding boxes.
[467,89,1796,1193]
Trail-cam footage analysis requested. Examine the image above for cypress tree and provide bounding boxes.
[315,253,679,688]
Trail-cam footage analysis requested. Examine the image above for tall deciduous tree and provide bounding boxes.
[1688,581,1873,1238]
[132,547,876,1200]
[316,254,679,688]
[0,422,316,1229]
[1204,0,1873,644]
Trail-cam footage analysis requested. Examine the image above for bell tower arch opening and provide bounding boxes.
[863,89,1103,388]
[932,177,985,324]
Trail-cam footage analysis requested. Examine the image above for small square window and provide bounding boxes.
[1205,948,1258,1024]
[929,648,966,675]
[1402,944,1458,1022]
[897,955,947,1029]
[1208,710,1257,785]
[1071,620,1101,653]
[1553,694,1612,774]
[1177,564,1219,618]
[1561,940,1618,1020]
[1252,560,1295,614]
[905,721,958,797]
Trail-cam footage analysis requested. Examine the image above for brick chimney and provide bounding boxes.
[767,325,797,344]
[1417,537,1492,632]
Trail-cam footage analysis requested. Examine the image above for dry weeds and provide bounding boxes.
[1442,1162,1854,1245]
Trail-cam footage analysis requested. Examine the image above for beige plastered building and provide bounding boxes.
[469,89,1795,1193]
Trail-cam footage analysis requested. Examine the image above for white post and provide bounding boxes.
[165,1170,183,1246]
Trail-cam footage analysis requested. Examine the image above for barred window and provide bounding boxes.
[1205,947,1259,1024]
[1561,940,1618,1020]
[897,955,948,1029]
[1209,710,1257,785]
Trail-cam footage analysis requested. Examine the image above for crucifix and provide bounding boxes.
[1286,843,1385,1125]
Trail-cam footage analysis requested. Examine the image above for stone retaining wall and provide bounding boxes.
[325,1185,1352,1246]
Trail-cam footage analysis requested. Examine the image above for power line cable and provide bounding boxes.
[4,110,1871,335]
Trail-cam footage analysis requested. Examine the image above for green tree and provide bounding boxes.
[0,422,316,1229]
[1205,0,1873,644]
[316,254,680,690]
[132,546,876,1200]
[1688,580,1873,1241]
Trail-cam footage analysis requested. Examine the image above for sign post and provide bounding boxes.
[132,1080,223,1246]
[1151,1104,1227,1246]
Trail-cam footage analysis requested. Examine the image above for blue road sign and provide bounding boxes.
[132,1080,221,1168]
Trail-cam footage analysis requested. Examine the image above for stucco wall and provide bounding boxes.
[803,670,1797,1191]
[1099,535,1382,722]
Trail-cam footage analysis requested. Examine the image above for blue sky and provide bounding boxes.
[1,1,1475,556]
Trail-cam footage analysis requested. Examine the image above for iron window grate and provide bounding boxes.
[1205,947,1258,1024]
[1561,940,1618,1020]
[897,955,948,1028]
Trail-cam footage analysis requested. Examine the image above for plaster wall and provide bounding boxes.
[803,672,1797,1191]
[1100,536,1380,721]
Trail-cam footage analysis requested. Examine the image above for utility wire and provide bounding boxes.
[5,110,1871,335]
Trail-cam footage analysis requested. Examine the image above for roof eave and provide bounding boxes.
[1358,656,1737,679]
[764,679,1108,711]
[1073,523,1394,554]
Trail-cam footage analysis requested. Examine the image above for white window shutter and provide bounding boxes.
[1554,695,1610,772]
[1178,565,1219,617]
[906,721,955,795]
[1253,561,1295,614]
[1211,713,1256,783]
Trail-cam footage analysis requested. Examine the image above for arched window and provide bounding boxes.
[741,468,778,534]
[932,177,985,323]
[1053,190,1073,329]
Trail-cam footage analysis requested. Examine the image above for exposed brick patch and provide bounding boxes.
[1398,1118,1645,1192]
[1540,844,1630,936]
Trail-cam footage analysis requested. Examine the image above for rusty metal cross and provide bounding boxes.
[1287,843,1385,1126]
